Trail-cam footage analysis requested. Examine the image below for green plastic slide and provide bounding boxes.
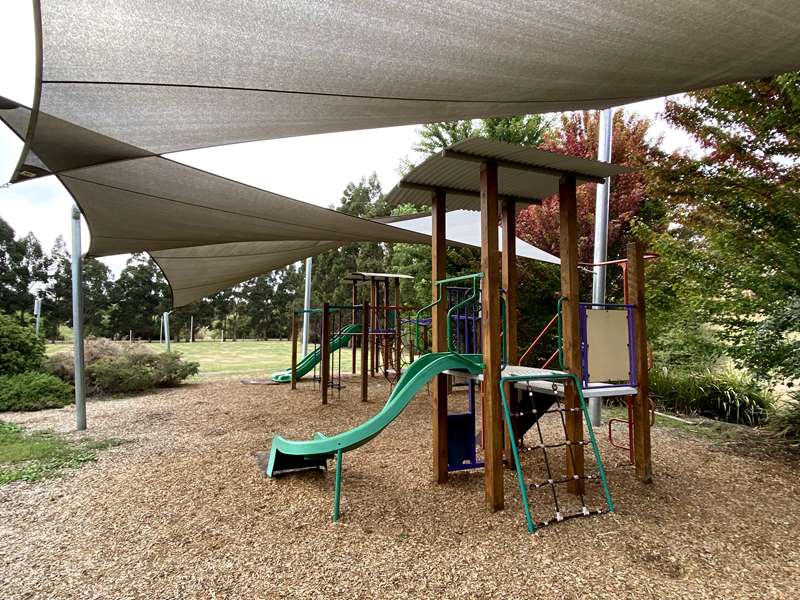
[271,323,362,383]
[266,351,483,477]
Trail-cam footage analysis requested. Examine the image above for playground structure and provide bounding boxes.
[266,139,652,532]
[271,273,417,404]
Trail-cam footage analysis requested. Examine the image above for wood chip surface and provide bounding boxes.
[1,377,798,599]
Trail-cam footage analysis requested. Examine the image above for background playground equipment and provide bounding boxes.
[274,272,415,404]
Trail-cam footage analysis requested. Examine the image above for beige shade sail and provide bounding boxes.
[8,1,800,181]
[56,154,433,258]
[151,240,343,308]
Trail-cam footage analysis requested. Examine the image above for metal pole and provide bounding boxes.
[71,206,86,431]
[189,315,194,342]
[301,256,313,357]
[33,297,41,337]
[590,107,613,427]
[163,311,171,352]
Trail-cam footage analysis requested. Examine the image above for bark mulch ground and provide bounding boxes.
[1,377,798,599]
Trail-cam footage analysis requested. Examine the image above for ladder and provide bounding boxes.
[500,372,615,533]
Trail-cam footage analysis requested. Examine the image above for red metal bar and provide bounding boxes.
[520,313,558,365]
[542,348,560,369]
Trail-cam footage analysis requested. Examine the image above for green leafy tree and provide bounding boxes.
[647,72,800,381]
[107,254,169,339]
[0,219,50,322]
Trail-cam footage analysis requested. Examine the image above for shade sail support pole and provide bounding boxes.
[71,205,86,431]
[590,107,613,427]
[302,257,312,357]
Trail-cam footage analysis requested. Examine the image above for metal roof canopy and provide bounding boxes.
[386,138,632,210]
[388,209,560,265]
[345,272,414,282]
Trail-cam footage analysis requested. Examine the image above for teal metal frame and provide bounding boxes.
[499,372,615,533]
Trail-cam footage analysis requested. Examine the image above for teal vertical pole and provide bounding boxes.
[499,380,536,533]
[332,449,343,522]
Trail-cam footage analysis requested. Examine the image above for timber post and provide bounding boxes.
[502,197,517,469]
[361,300,369,402]
[559,175,585,495]
[481,161,504,511]
[432,189,449,483]
[321,302,330,405]
[628,241,653,482]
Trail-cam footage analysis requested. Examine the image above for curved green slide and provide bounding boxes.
[271,323,362,383]
[266,351,483,519]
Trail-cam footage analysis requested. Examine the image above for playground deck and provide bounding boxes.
[446,364,639,398]
[1,379,798,599]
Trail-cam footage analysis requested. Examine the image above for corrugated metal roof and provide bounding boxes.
[345,272,414,281]
[386,138,633,210]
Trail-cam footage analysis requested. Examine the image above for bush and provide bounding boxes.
[83,338,123,365]
[767,391,800,444]
[87,358,154,394]
[44,351,74,382]
[153,352,199,386]
[0,372,74,412]
[45,341,198,395]
[0,315,45,376]
[650,368,773,425]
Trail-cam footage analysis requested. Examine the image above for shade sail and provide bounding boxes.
[389,210,560,265]
[386,138,631,210]
[151,240,343,308]
[11,1,800,181]
[56,154,432,257]
[152,209,558,308]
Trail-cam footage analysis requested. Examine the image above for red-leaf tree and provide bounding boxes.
[517,110,656,263]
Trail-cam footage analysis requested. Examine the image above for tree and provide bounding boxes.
[647,72,800,381]
[43,236,72,338]
[411,115,551,156]
[516,110,657,266]
[0,219,50,322]
[107,254,169,339]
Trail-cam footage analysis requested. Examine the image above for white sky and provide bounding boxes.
[0,1,695,276]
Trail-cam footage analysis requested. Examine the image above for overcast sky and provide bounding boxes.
[0,1,694,276]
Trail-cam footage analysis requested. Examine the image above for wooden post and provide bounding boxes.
[361,300,369,402]
[352,281,358,374]
[394,277,402,376]
[502,198,517,468]
[321,302,330,405]
[481,161,504,511]
[370,280,377,376]
[290,311,298,390]
[432,189,449,484]
[627,241,653,482]
[559,175,585,494]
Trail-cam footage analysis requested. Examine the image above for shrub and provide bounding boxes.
[45,340,198,395]
[767,391,800,444]
[0,315,45,376]
[650,368,773,425]
[153,352,199,386]
[83,338,123,365]
[0,372,74,412]
[44,351,74,382]
[87,358,153,394]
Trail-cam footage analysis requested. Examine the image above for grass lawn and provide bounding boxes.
[0,421,126,485]
[45,340,363,380]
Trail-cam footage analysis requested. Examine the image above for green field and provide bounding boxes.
[44,340,366,380]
